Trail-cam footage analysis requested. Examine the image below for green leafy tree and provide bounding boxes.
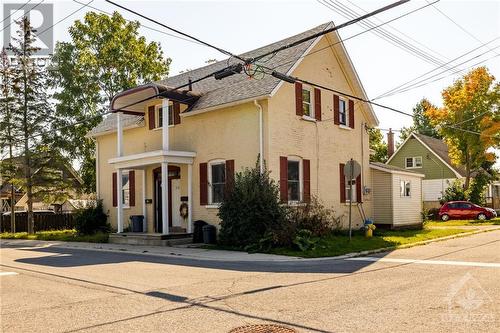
[368,128,388,163]
[8,18,58,233]
[398,98,440,142]
[50,11,171,192]
[426,67,500,189]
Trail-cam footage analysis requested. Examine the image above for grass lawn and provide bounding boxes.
[268,227,476,258]
[0,229,109,243]
[426,217,500,227]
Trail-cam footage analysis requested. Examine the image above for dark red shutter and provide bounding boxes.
[225,159,235,193]
[129,170,135,207]
[303,159,310,203]
[295,82,303,116]
[333,95,340,125]
[112,172,117,207]
[314,88,321,121]
[356,174,362,203]
[339,163,346,203]
[349,100,355,129]
[173,102,181,125]
[199,163,208,205]
[148,106,155,129]
[280,156,288,202]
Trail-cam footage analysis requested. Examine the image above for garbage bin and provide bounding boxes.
[193,220,208,243]
[129,215,144,232]
[202,224,217,244]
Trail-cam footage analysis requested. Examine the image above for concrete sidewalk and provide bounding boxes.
[0,239,301,262]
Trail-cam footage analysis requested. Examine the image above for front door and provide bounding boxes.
[154,166,181,233]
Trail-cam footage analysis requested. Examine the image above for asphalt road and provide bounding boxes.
[1,230,499,333]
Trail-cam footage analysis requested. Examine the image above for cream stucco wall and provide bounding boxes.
[96,34,375,231]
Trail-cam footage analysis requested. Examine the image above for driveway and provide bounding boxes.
[1,230,499,332]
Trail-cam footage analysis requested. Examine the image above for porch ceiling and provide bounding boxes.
[110,83,201,115]
[108,150,196,169]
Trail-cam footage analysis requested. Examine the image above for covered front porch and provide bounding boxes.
[109,83,198,236]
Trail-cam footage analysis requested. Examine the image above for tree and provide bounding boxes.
[0,48,17,232]
[426,67,500,189]
[8,18,56,233]
[398,98,440,142]
[50,11,171,192]
[368,128,388,163]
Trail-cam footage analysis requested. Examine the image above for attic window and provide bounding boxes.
[405,156,422,169]
[302,87,314,118]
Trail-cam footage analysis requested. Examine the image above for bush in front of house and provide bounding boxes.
[439,180,466,204]
[74,200,110,235]
[218,162,288,249]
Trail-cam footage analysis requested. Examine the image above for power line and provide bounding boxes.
[319,0,459,73]
[0,0,45,33]
[36,0,94,38]
[250,0,410,64]
[104,0,248,63]
[71,0,204,46]
[263,0,439,72]
[0,0,32,25]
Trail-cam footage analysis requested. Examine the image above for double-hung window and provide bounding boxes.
[302,88,313,118]
[405,156,422,169]
[156,104,174,128]
[339,98,347,126]
[209,161,226,204]
[345,177,357,202]
[400,180,411,197]
[287,160,301,202]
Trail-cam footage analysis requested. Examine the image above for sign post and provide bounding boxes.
[344,158,361,241]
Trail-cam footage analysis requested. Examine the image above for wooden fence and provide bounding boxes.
[1,212,75,233]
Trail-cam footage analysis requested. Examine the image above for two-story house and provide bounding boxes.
[87,23,380,238]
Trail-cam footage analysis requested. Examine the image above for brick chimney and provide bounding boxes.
[387,128,395,159]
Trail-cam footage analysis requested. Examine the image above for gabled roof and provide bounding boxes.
[387,132,464,178]
[370,162,425,177]
[89,22,378,136]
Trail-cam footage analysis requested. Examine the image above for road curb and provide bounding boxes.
[2,227,498,262]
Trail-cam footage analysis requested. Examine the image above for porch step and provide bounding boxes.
[109,233,193,247]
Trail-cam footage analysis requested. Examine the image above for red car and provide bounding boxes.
[439,201,497,221]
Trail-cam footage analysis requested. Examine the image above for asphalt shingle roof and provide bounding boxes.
[89,22,332,136]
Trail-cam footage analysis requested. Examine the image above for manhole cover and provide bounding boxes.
[229,324,296,333]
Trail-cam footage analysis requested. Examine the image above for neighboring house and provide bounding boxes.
[386,132,498,209]
[0,157,84,212]
[87,22,381,236]
[370,162,424,228]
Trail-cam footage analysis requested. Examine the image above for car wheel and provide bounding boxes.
[477,213,487,221]
[441,214,449,221]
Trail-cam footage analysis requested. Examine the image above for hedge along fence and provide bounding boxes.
[1,212,75,233]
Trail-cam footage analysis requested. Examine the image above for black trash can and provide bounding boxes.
[202,224,217,244]
[193,220,208,243]
[130,215,144,232]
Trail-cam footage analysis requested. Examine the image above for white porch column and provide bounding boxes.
[116,111,123,157]
[117,168,123,233]
[142,169,147,232]
[162,98,169,151]
[161,162,169,235]
[187,163,193,233]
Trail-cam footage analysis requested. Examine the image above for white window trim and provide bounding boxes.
[287,156,303,204]
[405,156,423,169]
[122,170,130,209]
[301,115,317,123]
[338,97,349,127]
[154,104,175,129]
[400,179,412,197]
[208,159,226,205]
[302,86,314,118]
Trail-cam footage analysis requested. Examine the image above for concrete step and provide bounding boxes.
[109,233,193,246]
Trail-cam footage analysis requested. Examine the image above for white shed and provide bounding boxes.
[370,162,425,228]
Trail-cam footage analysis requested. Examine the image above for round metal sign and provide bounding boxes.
[344,159,361,179]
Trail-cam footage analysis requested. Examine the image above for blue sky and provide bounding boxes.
[2,0,499,144]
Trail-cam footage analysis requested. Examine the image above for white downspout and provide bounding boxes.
[95,139,99,200]
[254,100,264,173]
